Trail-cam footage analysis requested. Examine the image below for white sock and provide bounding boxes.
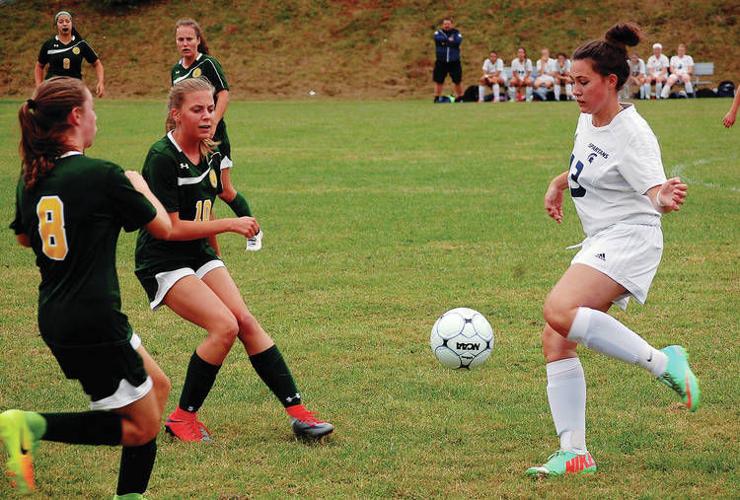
[661,84,671,99]
[509,87,516,100]
[554,84,561,101]
[525,86,533,100]
[546,358,587,453]
[568,307,668,377]
[565,83,573,99]
[478,85,486,102]
[685,81,693,94]
[493,83,500,100]
[643,83,651,99]
[656,82,663,99]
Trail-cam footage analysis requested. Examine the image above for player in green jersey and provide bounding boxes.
[35,11,105,97]
[3,77,172,498]
[171,18,260,248]
[135,78,333,443]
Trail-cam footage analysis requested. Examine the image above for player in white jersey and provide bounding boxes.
[554,52,574,101]
[661,44,695,98]
[525,22,700,479]
[478,50,506,102]
[510,47,533,101]
[646,43,669,98]
[534,48,558,100]
[625,52,647,99]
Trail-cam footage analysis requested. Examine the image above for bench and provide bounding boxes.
[692,62,714,89]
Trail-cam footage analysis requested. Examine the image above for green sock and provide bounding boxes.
[23,411,47,440]
[226,192,252,217]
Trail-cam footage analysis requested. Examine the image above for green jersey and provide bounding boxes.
[38,35,99,80]
[11,153,156,345]
[171,54,230,152]
[135,133,224,273]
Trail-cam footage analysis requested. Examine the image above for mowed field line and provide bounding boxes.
[0,98,738,498]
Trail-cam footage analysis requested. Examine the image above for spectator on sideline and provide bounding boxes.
[722,91,740,128]
[624,52,647,99]
[661,44,694,98]
[433,18,463,102]
[554,52,574,101]
[35,10,105,97]
[646,43,669,99]
[478,50,506,102]
[534,48,558,100]
[510,47,533,102]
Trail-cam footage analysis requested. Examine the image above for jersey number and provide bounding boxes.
[37,196,69,260]
[569,154,586,198]
[194,200,212,222]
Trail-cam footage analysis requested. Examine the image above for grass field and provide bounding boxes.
[0,98,738,498]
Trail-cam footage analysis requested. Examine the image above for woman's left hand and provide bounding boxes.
[656,177,688,211]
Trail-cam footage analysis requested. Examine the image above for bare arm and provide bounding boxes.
[544,171,569,223]
[213,89,229,129]
[646,177,688,214]
[124,171,172,239]
[166,212,258,241]
[723,92,740,128]
[93,60,105,97]
[34,63,45,87]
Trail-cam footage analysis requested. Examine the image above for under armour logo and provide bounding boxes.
[180,163,189,170]
[285,393,301,403]
[595,252,606,261]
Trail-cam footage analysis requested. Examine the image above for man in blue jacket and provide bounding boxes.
[433,18,463,102]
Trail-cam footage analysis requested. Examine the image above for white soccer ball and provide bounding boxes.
[430,307,494,369]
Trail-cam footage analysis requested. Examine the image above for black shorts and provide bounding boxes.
[45,336,148,404]
[433,60,462,84]
[214,120,231,164]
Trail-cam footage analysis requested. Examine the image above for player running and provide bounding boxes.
[35,10,105,97]
[3,77,172,498]
[134,78,333,443]
[171,18,261,249]
[526,22,700,478]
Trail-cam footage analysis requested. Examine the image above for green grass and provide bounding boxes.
[0,98,738,498]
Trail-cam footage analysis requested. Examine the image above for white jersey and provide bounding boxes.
[556,59,572,75]
[482,57,504,75]
[536,57,557,76]
[569,104,666,237]
[646,54,669,75]
[670,54,694,75]
[628,58,646,76]
[511,58,532,78]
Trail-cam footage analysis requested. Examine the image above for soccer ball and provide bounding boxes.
[430,307,494,369]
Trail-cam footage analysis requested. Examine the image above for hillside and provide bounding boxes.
[1,0,738,98]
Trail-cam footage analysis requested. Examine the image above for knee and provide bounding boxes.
[542,297,573,337]
[235,310,260,338]
[152,371,171,400]
[210,314,239,350]
[126,415,160,446]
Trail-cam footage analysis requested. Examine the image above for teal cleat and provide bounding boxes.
[525,450,597,478]
[658,345,701,412]
[0,410,45,494]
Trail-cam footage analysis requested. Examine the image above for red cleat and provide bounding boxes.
[164,409,212,442]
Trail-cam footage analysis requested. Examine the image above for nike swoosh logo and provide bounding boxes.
[20,427,29,455]
[647,352,653,362]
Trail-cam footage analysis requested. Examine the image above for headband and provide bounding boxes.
[55,11,72,23]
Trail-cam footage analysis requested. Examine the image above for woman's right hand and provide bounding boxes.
[544,182,564,224]
[230,217,260,238]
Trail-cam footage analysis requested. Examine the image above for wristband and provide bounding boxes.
[226,192,252,217]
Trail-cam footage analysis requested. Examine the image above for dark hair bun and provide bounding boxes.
[605,22,641,49]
